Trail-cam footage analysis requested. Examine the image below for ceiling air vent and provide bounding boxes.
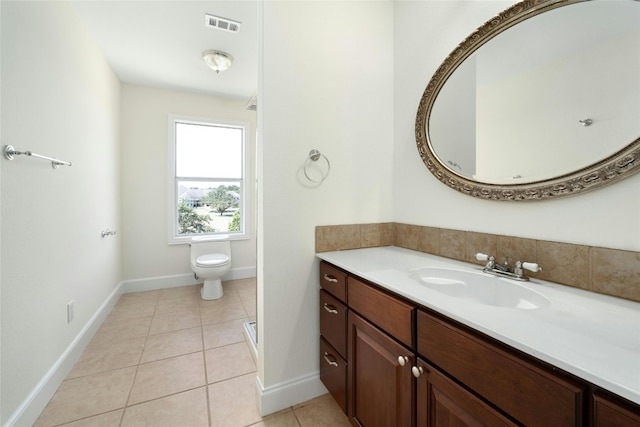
[205,14,241,34]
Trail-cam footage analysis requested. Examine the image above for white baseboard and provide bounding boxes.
[255,371,328,416]
[226,266,257,281]
[4,282,124,427]
[121,272,199,293]
[121,266,257,294]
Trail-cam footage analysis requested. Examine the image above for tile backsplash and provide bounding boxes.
[315,222,640,303]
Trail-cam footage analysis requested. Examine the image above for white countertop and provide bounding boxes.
[316,246,640,405]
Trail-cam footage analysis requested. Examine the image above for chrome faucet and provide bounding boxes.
[490,256,510,272]
[475,253,541,281]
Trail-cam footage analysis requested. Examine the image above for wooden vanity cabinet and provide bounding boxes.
[318,261,640,426]
[319,262,348,413]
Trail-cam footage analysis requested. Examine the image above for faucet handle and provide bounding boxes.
[521,262,542,273]
[476,253,495,269]
[475,253,489,261]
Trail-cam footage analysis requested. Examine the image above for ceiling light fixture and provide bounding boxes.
[202,50,233,73]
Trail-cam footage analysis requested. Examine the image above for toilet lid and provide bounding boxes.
[196,254,230,268]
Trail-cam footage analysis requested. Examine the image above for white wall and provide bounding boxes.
[393,0,640,252]
[0,2,121,424]
[120,85,257,284]
[258,0,394,413]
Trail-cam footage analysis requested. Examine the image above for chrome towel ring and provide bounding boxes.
[304,149,330,183]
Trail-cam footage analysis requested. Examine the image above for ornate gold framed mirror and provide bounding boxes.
[415,0,640,201]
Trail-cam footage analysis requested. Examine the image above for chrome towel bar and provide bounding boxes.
[4,145,72,169]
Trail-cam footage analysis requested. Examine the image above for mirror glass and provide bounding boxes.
[417,0,640,200]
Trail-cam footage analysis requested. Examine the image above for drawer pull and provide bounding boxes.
[412,366,425,378]
[398,355,409,367]
[323,274,338,283]
[323,352,338,367]
[323,303,338,314]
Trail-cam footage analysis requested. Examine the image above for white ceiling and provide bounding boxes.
[71,1,258,101]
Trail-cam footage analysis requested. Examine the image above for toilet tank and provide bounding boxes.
[190,235,231,258]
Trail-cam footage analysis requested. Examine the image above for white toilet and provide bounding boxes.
[190,235,231,300]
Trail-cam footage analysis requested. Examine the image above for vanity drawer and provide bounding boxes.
[319,261,347,303]
[320,289,347,358]
[417,310,584,427]
[348,276,414,347]
[320,337,347,413]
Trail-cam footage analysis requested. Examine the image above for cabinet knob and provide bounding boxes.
[412,366,425,378]
[397,355,409,366]
[323,303,338,314]
[323,352,339,367]
[323,274,338,283]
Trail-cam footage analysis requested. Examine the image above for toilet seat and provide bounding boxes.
[196,254,230,268]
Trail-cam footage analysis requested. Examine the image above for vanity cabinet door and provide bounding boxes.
[414,358,517,427]
[593,393,640,427]
[348,311,413,427]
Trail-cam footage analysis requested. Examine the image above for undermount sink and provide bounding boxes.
[409,267,550,310]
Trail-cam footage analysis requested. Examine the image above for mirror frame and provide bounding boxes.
[415,0,640,201]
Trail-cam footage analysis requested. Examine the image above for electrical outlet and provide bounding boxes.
[67,301,74,323]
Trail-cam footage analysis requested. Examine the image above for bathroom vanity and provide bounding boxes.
[317,247,640,427]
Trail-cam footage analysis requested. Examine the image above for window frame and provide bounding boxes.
[167,114,250,244]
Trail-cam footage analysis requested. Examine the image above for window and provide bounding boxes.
[168,115,248,243]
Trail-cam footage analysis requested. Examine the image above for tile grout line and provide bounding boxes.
[291,408,304,427]
[197,289,215,427]
[118,291,160,427]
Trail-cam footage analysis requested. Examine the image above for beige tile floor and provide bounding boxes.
[35,279,351,427]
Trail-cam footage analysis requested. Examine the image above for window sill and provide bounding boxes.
[168,233,251,245]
